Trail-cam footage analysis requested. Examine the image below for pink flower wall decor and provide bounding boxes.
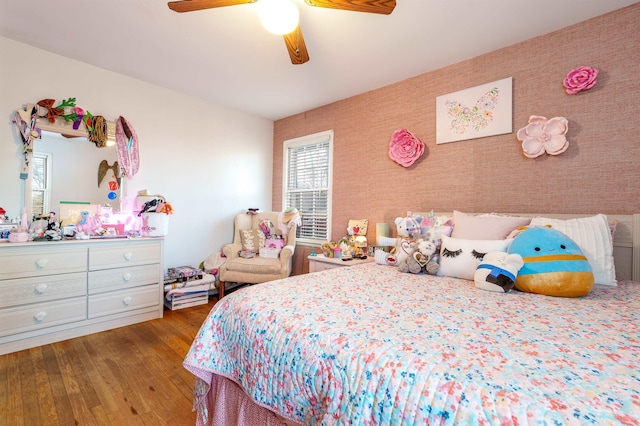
[563,66,599,95]
[388,128,425,167]
[516,115,569,159]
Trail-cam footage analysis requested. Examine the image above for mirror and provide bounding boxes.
[28,132,124,220]
[15,100,125,223]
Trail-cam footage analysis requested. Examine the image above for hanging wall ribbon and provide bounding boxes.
[115,116,140,177]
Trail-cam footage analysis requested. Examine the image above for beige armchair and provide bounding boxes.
[218,211,297,298]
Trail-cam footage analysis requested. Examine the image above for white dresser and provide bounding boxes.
[0,237,164,355]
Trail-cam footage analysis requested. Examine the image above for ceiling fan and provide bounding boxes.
[167,0,396,65]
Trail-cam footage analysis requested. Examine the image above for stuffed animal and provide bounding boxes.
[417,238,440,274]
[419,212,454,247]
[321,241,338,257]
[507,226,594,297]
[375,215,423,266]
[397,240,420,273]
[398,237,440,274]
[76,211,102,236]
[474,251,524,293]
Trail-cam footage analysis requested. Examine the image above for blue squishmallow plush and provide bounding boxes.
[507,226,594,297]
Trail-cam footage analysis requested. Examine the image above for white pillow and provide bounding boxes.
[529,214,616,286]
[437,236,512,281]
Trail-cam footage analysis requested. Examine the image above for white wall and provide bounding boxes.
[0,36,274,269]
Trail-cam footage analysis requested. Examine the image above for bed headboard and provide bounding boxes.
[408,212,640,282]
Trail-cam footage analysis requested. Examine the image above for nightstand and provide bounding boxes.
[308,254,374,273]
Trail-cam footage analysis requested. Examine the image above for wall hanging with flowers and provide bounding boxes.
[516,115,569,159]
[388,128,425,167]
[563,66,598,95]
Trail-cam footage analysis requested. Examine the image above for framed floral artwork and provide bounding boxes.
[436,77,512,144]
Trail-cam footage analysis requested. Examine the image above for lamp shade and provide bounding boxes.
[259,0,299,35]
[376,223,390,246]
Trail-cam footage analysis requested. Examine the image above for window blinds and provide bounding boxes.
[285,139,330,241]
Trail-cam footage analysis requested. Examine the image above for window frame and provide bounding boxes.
[282,130,333,246]
[31,152,52,217]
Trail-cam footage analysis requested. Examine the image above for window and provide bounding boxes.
[31,153,51,217]
[283,130,333,245]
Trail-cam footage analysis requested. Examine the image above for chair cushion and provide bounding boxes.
[225,256,282,274]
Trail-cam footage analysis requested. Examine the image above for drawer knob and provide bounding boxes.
[123,252,133,261]
[35,258,48,268]
[34,311,47,322]
[35,283,48,294]
[122,273,132,281]
[123,296,132,306]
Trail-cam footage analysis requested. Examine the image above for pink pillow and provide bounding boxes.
[451,211,531,240]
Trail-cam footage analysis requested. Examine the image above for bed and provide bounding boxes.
[183,213,640,425]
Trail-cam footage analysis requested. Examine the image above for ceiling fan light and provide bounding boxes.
[259,0,299,35]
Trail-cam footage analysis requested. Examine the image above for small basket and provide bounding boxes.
[140,213,169,237]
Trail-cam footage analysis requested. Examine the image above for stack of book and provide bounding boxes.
[164,266,215,310]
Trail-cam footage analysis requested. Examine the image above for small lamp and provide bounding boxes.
[353,235,368,257]
[376,222,390,248]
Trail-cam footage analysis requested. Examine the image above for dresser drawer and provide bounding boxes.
[88,264,159,294]
[0,297,86,337]
[89,241,161,270]
[88,285,159,319]
[0,247,87,280]
[309,260,343,272]
[0,272,86,309]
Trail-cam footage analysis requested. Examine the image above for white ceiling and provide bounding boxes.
[0,0,636,121]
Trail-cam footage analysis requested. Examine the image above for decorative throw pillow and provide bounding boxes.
[239,229,266,252]
[451,211,531,240]
[437,236,512,281]
[529,214,616,286]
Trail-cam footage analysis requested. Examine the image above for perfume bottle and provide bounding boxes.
[20,208,28,230]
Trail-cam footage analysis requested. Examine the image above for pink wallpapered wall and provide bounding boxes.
[272,4,640,275]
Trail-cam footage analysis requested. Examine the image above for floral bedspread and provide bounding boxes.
[183,264,640,425]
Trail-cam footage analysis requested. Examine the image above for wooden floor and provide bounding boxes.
[0,296,220,426]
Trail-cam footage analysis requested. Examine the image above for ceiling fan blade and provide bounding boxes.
[283,25,309,65]
[303,0,395,15]
[168,0,254,13]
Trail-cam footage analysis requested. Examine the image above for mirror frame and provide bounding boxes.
[15,101,122,219]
